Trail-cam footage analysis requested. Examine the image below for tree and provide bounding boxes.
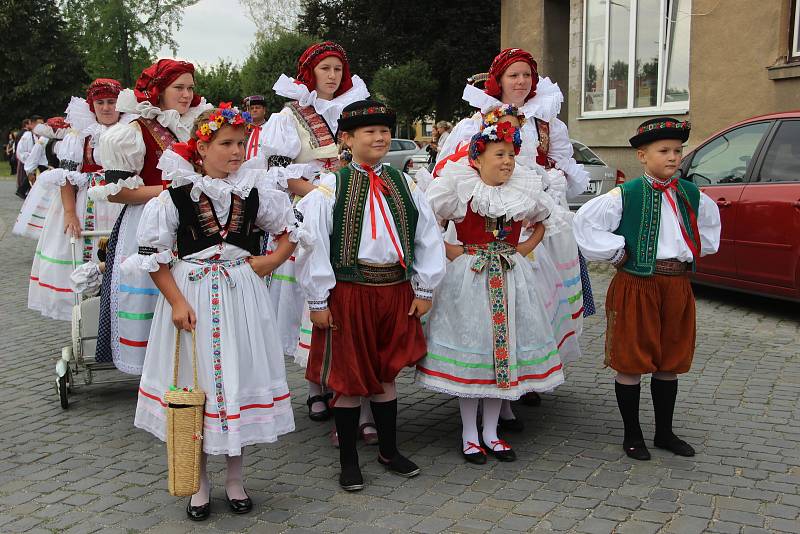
[0,0,88,134]
[298,0,501,121]
[239,31,317,113]
[238,0,301,40]
[59,0,199,86]
[372,60,436,137]
[195,61,244,107]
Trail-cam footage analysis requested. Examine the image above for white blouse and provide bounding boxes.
[438,78,589,200]
[123,152,309,273]
[294,162,447,306]
[573,179,722,263]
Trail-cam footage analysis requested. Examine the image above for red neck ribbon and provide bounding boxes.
[650,178,701,258]
[365,166,406,269]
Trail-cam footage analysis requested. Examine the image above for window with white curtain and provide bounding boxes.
[582,0,691,115]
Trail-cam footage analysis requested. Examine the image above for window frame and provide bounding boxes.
[581,0,691,117]
[752,119,800,184]
[791,0,800,61]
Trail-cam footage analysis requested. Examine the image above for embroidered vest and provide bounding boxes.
[454,203,523,247]
[614,176,701,276]
[137,118,178,186]
[81,136,102,173]
[330,165,418,282]
[168,184,264,258]
[285,103,340,171]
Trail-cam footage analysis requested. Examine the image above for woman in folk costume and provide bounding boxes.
[417,117,565,463]
[428,47,590,416]
[262,41,369,422]
[92,60,211,375]
[13,118,68,240]
[27,81,129,321]
[124,104,305,520]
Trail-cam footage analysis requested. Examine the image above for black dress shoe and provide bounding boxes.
[225,491,252,514]
[186,500,211,521]
[654,435,695,457]
[378,454,420,477]
[486,440,517,462]
[462,442,487,465]
[307,394,331,422]
[339,464,364,491]
[498,417,524,432]
[623,439,652,461]
[520,391,542,406]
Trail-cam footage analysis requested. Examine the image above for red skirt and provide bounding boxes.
[306,281,426,397]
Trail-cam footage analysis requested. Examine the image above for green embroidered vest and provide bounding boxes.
[330,164,419,282]
[614,176,701,276]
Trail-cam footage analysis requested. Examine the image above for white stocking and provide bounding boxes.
[482,398,510,451]
[225,454,247,500]
[459,398,480,453]
[190,452,209,506]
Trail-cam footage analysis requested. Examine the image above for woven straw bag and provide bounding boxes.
[165,329,206,497]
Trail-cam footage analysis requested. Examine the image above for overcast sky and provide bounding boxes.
[156,0,258,67]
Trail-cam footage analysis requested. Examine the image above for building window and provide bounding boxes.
[792,0,800,60]
[582,0,691,115]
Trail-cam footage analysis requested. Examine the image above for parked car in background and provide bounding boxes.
[679,111,800,302]
[568,140,626,210]
[383,138,425,174]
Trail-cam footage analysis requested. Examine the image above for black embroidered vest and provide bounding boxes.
[168,184,264,258]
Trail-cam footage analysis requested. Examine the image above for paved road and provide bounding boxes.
[0,180,798,533]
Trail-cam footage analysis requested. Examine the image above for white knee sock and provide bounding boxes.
[225,454,247,500]
[459,398,480,453]
[190,453,209,506]
[482,398,510,451]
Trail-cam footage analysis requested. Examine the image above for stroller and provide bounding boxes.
[55,230,139,409]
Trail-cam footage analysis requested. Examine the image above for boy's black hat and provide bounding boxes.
[243,95,266,107]
[338,99,396,133]
[629,117,691,148]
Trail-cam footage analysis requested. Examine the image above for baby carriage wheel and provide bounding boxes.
[56,375,69,409]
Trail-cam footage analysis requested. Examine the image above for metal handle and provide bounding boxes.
[715,199,732,207]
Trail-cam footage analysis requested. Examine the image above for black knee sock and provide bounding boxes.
[370,399,399,460]
[615,381,644,445]
[333,406,361,468]
[651,378,678,441]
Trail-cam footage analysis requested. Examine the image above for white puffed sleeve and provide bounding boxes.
[698,192,721,257]
[425,168,464,223]
[435,117,479,165]
[262,110,302,160]
[294,173,337,309]
[254,181,312,247]
[57,130,85,168]
[24,140,45,174]
[573,188,626,262]
[121,191,178,273]
[16,131,34,163]
[548,118,590,199]
[408,174,447,299]
[91,122,146,200]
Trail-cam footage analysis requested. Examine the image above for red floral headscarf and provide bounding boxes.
[45,117,69,131]
[295,41,353,97]
[484,48,539,103]
[133,59,201,108]
[87,78,123,112]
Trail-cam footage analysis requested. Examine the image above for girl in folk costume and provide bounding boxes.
[262,41,369,422]
[417,120,565,463]
[27,81,129,321]
[13,118,69,240]
[574,119,720,461]
[295,100,446,491]
[92,60,211,375]
[430,48,590,414]
[124,104,304,520]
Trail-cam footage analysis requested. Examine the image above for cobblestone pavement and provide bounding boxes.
[0,180,799,534]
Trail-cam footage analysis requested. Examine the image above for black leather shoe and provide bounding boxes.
[486,440,517,462]
[654,435,695,457]
[339,464,364,491]
[225,491,252,514]
[307,394,331,422]
[623,439,652,461]
[498,417,524,432]
[462,442,487,465]
[520,392,542,406]
[378,454,420,477]
[186,500,211,521]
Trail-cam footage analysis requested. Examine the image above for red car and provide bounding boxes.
[680,111,800,302]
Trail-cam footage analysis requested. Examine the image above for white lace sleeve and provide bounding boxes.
[91,122,146,200]
[572,188,625,261]
[262,109,302,159]
[698,192,721,257]
[294,173,337,308]
[425,169,464,222]
[24,140,45,174]
[409,175,447,298]
[121,191,177,273]
[549,118,590,199]
[254,181,312,247]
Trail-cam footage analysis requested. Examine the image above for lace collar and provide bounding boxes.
[272,74,370,132]
[461,76,564,122]
[157,150,264,202]
[115,88,213,142]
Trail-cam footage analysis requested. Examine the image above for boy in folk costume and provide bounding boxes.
[295,100,446,490]
[242,94,267,160]
[574,118,721,460]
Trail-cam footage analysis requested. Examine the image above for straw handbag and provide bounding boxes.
[165,329,206,497]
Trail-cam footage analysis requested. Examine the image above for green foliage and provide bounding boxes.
[195,61,244,107]
[240,32,318,113]
[298,0,501,121]
[59,0,199,86]
[0,0,88,134]
[372,60,436,131]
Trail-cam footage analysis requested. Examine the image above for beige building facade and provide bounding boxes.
[501,0,800,178]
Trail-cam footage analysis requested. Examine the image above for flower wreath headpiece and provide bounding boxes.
[469,122,523,161]
[481,103,526,129]
[195,102,253,141]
